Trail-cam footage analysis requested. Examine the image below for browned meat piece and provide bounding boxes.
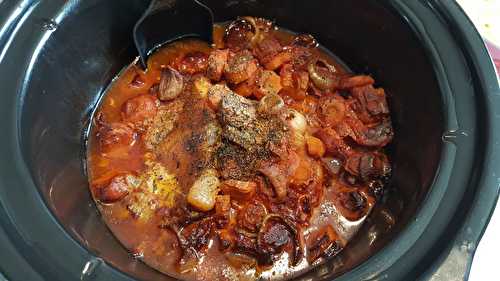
[234,68,262,97]
[158,67,184,101]
[258,162,288,200]
[345,151,391,180]
[157,205,192,228]
[234,232,259,256]
[315,127,352,156]
[214,195,231,227]
[220,89,257,127]
[215,195,231,215]
[97,122,137,158]
[233,70,259,97]
[238,201,267,232]
[307,225,342,263]
[95,174,132,203]
[350,85,389,124]
[280,64,309,101]
[253,70,283,99]
[121,94,159,127]
[264,50,293,71]
[253,36,282,65]
[224,50,259,84]
[232,68,282,99]
[217,142,261,180]
[180,219,214,250]
[290,46,315,70]
[207,83,233,110]
[206,49,229,81]
[345,117,394,147]
[222,180,257,199]
[338,75,375,89]
[177,218,214,272]
[143,101,184,150]
[258,148,318,202]
[220,90,262,150]
[177,51,209,75]
[217,90,287,181]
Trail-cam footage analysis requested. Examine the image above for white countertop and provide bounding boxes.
[456,1,500,281]
[457,0,500,47]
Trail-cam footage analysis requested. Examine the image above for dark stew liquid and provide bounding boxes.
[87,17,393,281]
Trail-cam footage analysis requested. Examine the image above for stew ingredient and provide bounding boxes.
[87,17,393,281]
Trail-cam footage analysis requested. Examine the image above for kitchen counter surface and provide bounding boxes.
[457,1,500,281]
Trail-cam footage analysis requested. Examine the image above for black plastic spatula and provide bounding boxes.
[133,0,214,69]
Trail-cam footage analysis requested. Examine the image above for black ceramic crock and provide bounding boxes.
[0,0,498,280]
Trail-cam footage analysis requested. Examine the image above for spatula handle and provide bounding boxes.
[133,0,214,69]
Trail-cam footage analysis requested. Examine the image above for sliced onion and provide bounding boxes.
[284,109,307,135]
[308,59,337,90]
[235,227,258,238]
[257,92,284,115]
[225,252,257,268]
[242,16,273,46]
[257,214,304,266]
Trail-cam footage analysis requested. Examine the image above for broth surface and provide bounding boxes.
[87,18,393,281]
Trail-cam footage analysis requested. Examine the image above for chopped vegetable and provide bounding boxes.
[187,168,221,211]
[285,109,307,135]
[306,135,326,158]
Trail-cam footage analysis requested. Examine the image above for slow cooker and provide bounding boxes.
[0,0,499,280]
